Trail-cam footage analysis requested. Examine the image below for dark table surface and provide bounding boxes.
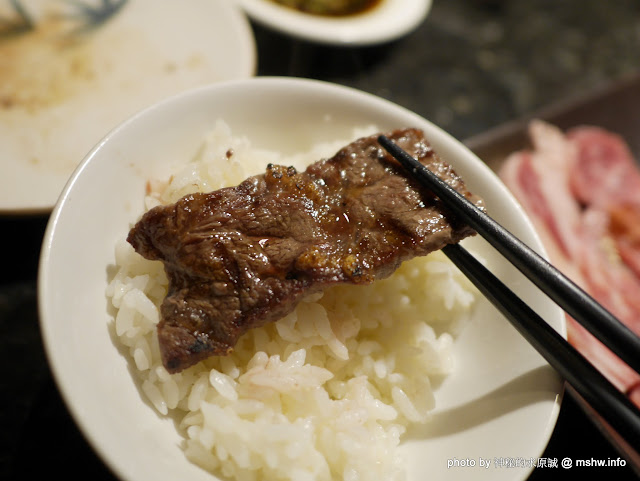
[3,0,640,479]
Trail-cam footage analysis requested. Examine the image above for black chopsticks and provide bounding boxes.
[378,135,640,444]
[442,243,640,445]
[378,135,640,374]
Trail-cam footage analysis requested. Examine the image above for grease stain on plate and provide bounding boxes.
[0,0,255,213]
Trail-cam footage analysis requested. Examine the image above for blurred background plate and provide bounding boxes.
[236,0,432,46]
[0,0,256,215]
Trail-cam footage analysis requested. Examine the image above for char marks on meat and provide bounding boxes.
[128,128,482,373]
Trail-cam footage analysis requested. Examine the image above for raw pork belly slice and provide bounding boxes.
[128,128,483,373]
[499,120,640,406]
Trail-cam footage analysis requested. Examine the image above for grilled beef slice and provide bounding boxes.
[127,128,483,373]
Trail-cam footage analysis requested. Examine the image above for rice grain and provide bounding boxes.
[107,122,478,481]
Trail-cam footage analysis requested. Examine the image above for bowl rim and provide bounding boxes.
[237,0,433,46]
[38,76,564,481]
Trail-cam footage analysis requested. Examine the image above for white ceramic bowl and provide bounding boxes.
[237,0,432,46]
[39,77,564,481]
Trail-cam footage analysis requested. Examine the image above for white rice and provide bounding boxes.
[106,121,478,481]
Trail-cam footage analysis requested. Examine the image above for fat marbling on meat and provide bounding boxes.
[499,120,640,406]
[128,128,483,373]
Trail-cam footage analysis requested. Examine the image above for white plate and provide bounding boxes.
[39,77,564,481]
[237,0,431,46]
[0,0,255,214]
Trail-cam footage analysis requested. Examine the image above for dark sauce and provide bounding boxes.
[271,0,383,17]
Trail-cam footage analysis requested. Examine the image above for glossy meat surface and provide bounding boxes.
[128,128,482,373]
